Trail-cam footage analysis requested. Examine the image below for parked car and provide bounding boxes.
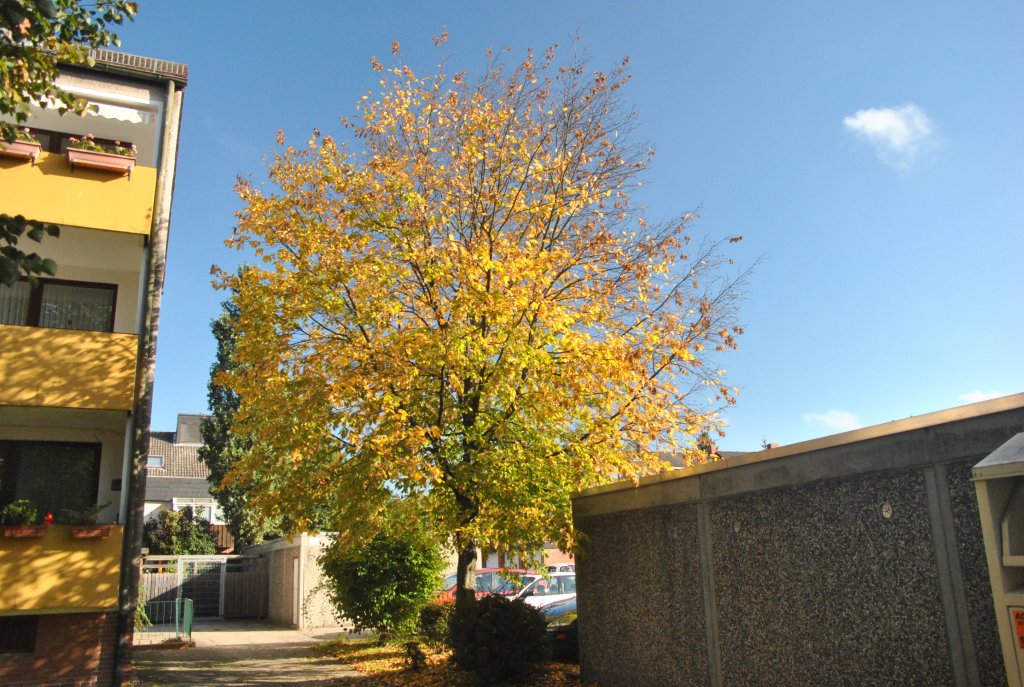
[546,563,575,573]
[437,568,540,602]
[541,596,578,662]
[514,571,576,608]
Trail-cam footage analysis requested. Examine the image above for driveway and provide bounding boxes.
[132,619,360,686]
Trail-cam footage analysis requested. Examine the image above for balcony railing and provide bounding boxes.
[0,150,156,235]
[0,524,124,613]
[0,325,137,411]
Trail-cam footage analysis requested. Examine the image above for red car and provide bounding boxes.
[437,568,540,603]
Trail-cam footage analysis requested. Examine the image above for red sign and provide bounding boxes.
[1013,609,1024,650]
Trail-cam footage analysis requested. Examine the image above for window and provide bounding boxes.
[0,279,116,332]
[172,498,216,522]
[146,455,164,469]
[0,442,101,521]
[23,127,133,156]
[475,572,495,593]
[0,616,37,654]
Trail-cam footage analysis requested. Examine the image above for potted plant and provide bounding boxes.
[0,128,42,163]
[1,500,46,538]
[62,502,113,539]
[66,134,136,177]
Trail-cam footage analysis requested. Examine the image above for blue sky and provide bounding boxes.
[118,1,1023,450]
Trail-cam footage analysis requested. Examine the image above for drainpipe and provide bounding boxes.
[112,76,184,686]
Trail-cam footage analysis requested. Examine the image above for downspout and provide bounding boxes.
[112,77,184,686]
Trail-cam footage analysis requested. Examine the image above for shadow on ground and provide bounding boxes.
[132,619,360,686]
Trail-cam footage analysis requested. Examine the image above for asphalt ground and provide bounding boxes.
[132,619,360,686]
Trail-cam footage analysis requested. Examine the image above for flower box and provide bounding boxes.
[0,140,41,163]
[69,524,113,539]
[2,524,47,538]
[67,148,135,177]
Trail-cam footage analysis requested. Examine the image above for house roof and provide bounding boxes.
[86,48,188,85]
[175,414,205,445]
[146,414,210,479]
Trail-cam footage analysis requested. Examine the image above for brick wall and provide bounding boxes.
[0,611,128,687]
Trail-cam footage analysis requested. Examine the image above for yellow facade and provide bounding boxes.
[0,151,156,235]
[0,325,137,411]
[0,525,123,613]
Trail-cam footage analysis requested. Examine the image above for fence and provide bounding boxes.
[141,555,266,619]
[134,598,193,646]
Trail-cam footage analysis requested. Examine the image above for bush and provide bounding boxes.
[320,533,444,643]
[449,595,550,684]
[142,507,217,555]
[0,499,37,525]
[418,600,454,649]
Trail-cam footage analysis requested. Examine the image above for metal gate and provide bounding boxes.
[141,555,266,619]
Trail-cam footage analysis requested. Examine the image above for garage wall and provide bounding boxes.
[246,535,344,630]
[573,396,1024,687]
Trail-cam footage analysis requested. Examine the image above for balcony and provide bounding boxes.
[0,151,155,236]
[0,325,137,411]
[0,524,123,613]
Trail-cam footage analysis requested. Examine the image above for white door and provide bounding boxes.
[292,557,300,626]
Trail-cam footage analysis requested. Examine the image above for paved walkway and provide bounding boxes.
[132,619,361,686]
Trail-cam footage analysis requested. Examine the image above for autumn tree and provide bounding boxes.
[219,40,750,611]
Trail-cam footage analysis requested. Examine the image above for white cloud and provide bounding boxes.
[843,103,937,170]
[959,390,1006,404]
[802,409,861,432]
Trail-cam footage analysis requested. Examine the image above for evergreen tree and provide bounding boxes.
[198,298,276,548]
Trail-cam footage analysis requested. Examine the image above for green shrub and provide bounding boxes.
[418,600,454,649]
[448,595,550,684]
[142,507,217,555]
[320,533,444,643]
[0,499,37,525]
[134,583,152,631]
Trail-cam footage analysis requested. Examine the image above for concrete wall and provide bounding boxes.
[246,534,344,630]
[573,395,1024,687]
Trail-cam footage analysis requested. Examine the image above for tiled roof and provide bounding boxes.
[147,420,210,479]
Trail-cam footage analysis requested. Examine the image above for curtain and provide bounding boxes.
[0,282,31,325]
[38,283,114,331]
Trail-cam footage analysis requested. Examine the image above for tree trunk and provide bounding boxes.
[454,540,478,612]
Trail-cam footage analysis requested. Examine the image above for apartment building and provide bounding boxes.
[0,50,187,687]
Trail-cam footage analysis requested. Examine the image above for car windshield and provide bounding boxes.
[526,575,576,596]
[493,573,538,594]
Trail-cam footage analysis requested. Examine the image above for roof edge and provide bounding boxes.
[576,392,1024,500]
[65,48,188,86]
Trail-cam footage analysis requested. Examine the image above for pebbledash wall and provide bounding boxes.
[573,394,1024,687]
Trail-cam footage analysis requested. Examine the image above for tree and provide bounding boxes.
[198,297,278,549]
[0,213,58,286]
[1,0,136,283]
[0,0,137,143]
[319,528,444,643]
[142,507,217,556]
[219,40,750,612]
